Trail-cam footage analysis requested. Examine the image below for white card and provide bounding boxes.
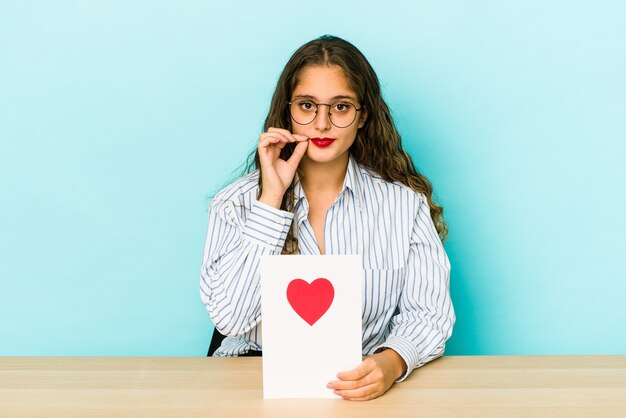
[259,255,362,399]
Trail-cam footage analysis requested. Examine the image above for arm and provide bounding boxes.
[329,193,455,400]
[376,192,456,381]
[200,127,309,336]
[199,197,293,336]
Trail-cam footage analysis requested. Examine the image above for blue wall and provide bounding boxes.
[1,1,624,356]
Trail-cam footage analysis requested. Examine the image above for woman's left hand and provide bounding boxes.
[327,349,407,401]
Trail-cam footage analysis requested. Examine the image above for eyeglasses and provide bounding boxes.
[288,98,362,128]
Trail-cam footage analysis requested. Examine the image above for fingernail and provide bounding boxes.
[333,390,340,395]
[326,383,332,388]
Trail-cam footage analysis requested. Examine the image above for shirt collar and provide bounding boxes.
[293,154,365,213]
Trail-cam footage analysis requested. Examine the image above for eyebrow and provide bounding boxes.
[293,94,357,102]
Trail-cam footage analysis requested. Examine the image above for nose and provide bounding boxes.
[313,105,332,131]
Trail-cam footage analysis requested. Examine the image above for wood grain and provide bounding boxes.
[1,355,624,417]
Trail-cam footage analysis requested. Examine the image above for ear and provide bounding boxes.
[357,107,368,129]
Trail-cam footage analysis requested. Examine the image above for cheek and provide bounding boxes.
[291,126,307,135]
[342,128,359,146]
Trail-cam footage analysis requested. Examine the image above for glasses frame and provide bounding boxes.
[288,99,363,128]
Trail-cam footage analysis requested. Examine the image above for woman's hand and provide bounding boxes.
[257,127,308,208]
[327,349,407,401]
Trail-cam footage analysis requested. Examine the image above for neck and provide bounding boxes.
[299,153,349,196]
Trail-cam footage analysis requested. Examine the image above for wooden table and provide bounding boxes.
[1,355,625,417]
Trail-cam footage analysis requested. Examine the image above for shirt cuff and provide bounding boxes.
[241,199,294,252]
[375,335,421,382]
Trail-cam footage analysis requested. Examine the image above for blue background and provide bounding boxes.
[1,1,624,356]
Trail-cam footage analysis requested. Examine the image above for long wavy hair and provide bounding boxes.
[244,35,447,253]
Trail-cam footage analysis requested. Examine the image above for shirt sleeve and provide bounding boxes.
[375,193,456,382]
[199,197,294,336]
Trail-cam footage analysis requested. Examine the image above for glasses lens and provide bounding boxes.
[290,99,316,125]
[329,102,356,128]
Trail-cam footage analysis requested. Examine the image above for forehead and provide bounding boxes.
[293,65,357,100]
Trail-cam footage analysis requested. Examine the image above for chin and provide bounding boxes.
[305,149,342,164]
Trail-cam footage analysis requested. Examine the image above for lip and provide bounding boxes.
[310,137,336,148]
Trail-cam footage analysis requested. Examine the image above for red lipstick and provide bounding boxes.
[310,137,335,148]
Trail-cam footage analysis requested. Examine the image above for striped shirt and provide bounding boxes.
[200,155,455,381]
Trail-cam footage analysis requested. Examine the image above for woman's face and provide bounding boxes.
[290,65,366,165]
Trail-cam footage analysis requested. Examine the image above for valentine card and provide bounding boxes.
[259,255,362,399]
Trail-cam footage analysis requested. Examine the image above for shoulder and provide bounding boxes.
[211,170,260,211]
[357,164,426,211]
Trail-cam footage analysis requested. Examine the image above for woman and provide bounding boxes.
[200,35,455,400]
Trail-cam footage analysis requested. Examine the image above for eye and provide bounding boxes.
[298,100,315,111]
[333,103,351,112]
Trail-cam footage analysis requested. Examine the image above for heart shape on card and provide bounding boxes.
[286,278,335,326]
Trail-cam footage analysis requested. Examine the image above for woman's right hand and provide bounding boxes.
[257,127,309,208]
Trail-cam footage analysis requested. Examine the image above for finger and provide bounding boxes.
[258,142,286,158]
[258,139,287,167]
[267,128,308,142]
[260,130,293,142]
[336,359,374,381]
[286,140,308,167]
[267,127,298,142]
[258,135,289,150]
[333,382,380,400]
[327,374,373,391]
[260,132,293,146]
[342,393,380,402]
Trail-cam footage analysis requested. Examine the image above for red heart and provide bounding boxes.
[286,278,335,326]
